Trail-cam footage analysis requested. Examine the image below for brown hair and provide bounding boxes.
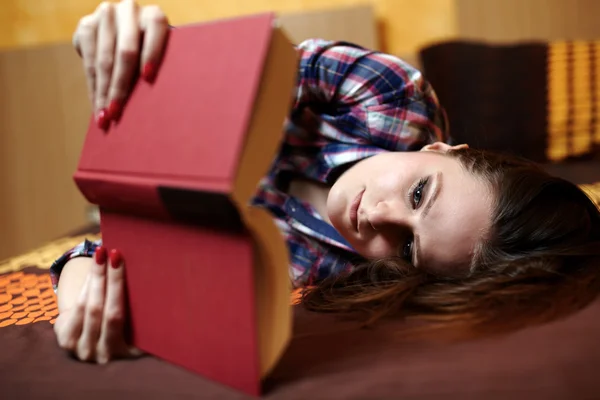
[301,148,600,340]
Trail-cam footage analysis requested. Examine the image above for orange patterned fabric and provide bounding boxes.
[0,271,57,328]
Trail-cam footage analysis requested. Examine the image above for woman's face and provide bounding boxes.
[327,143,493,275]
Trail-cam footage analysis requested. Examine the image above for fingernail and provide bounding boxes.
[96,109,110,130]
[94,246,107,265]
[141,62,158,82]
[107,100,123,121]
[109,249,123,268]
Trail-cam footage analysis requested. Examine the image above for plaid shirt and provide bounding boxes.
[51,39,448,290]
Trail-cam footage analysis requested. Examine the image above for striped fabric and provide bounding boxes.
[420,40,600,163]
[547,41,600,161]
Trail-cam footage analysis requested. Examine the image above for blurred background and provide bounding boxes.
[1,0,600,261]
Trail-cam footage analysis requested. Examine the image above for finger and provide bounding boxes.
[54,273,91,352]
[96,249,126,364]
[139,5,170,82]
[75,14,100,109]
[105,0,140,122]
[94,2,117,127]
[76,247,108,362]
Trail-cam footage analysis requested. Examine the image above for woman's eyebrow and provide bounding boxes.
[422,172,443,220]
[414,172,443,268]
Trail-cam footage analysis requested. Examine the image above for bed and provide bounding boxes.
[1,198,600,400]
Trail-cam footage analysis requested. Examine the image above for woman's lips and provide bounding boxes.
[349,189,365,233]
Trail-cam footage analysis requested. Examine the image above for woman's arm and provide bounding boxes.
[51,239,100,308]
[293,39,449,151]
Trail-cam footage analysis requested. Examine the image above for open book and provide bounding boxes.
[74,13,298,396]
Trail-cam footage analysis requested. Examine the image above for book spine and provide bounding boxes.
[74,170,245,232]
[74,170,171,221]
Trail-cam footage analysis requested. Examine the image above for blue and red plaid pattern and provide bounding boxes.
[51,39,449,289]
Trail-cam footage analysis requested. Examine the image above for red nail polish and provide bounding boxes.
[94,246,107,265]
[141,62,158,82]
[109,249,123,268]
[107,100,123,121]
[96,109,110,130]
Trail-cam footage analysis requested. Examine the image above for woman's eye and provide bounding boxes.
[412,178,428,208]
[402,238,413,262]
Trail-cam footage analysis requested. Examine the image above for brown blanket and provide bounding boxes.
[2,227,600,399]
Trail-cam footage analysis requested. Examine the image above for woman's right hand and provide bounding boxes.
[54,248,142,364]
[72,0,170,129]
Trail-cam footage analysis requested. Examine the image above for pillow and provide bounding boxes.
[419,40,600,163]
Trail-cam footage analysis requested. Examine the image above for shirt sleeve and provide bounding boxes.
[293,39,450,151]
[50,239,102,292]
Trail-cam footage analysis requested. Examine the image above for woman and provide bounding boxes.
[53,1,600,364]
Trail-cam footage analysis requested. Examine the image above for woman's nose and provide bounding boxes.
[367,200,410,230]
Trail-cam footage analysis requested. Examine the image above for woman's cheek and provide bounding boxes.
[326,189,345,229]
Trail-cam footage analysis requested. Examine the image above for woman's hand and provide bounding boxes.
[54,247,142,364]
[72,0,170,129]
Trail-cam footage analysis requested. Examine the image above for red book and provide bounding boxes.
[74,13,298,396]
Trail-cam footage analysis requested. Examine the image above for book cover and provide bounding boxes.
[74,13,298,395]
